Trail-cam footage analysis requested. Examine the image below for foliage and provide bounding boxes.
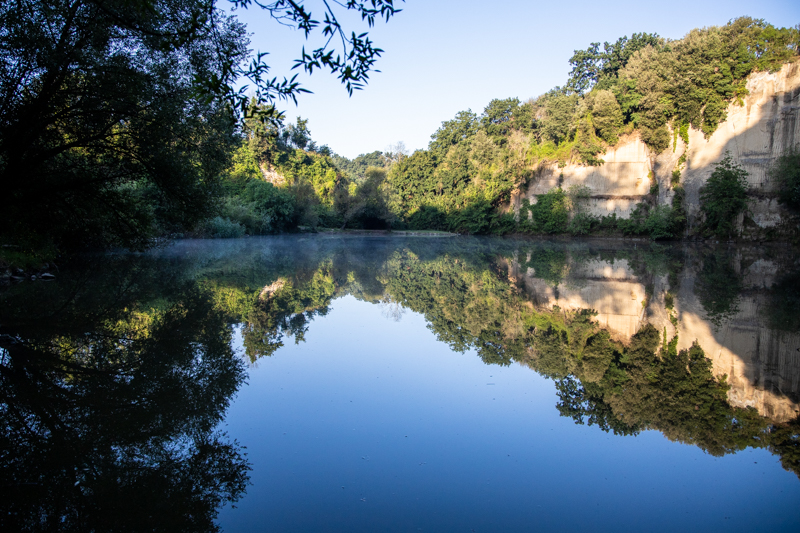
[336,167,395,229]
[0,0,401,253]
[429,110,480,155]
[205,216,247,238]
[367,18,796,235]
[482,98,522,142]
[765,271,800,332]
[0,0,249,250]
[541,93,580,145]
[568,212,598,235]
[331,151,388,182]
[695,252,742,327]
[592,90,624,144]
[521,189,570,234]
[567,33,663,94]
[619,18,799,150]
[0,266,249,532]
[769,148,800,212]
[619,192,684,240]
[699,154,750,237]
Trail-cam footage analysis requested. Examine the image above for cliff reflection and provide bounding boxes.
[0,258,249,532]
[1,235,798,528]
[181,237,798,478]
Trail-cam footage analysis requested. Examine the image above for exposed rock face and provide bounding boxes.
[523,62,800,237]
[259,278,287,300]
[528,137,653,219]
[260,164,286,186]
[668,280,800,423]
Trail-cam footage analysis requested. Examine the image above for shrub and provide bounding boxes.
[671,169,681,186]
[524,188,570,233]
[643,205,675,240]
[206,217,246,238]
[408,205,447,230]
[448,201,493,234]
[699,154,749,237]
[769,148,800,212]
[243,180,297,232]
[670,186,686,235]
[568,212,598,235]
[620,200,681,240]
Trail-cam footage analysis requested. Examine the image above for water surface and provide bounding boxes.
[1,236,798,532]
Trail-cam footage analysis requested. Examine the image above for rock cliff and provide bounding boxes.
[522,62,800,237]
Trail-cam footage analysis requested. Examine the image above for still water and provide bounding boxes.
[1,236,798,532]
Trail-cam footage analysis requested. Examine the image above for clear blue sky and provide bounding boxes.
[229,0,800,159]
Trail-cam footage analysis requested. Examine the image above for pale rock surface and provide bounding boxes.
[522,62,800,235]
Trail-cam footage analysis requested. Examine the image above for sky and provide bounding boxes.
[227,0,800,159]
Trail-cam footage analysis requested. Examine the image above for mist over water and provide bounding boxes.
[2,235,798,531]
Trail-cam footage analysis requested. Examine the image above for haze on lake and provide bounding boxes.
[1,235,798,532]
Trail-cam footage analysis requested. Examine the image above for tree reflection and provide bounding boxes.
[374,247,800,478]
[0,268,249,532]
[211,240,799,479]
[5,236,795,527]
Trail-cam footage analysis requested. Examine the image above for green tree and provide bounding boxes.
[542,94,579,144]
[286,117,312,150]
[429,110,480,154]
[481,98,520,141]
[567,33,661,94]
[699,154,749,237]
[0,0,400,252]
[592,90,624,144]
[769,148,800,212]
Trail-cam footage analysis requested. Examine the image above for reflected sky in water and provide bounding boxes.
[1,235,798,532]
[218,294,798,532]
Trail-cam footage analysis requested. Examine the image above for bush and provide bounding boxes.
[242,180,297,232]
[447,201,493,234]
[206,217,245,238]
[670,186,686,235]
[770,148,800,212]
[642,205,675,240]
[568,212,598,235]
[699,154,749,237]
[671,169,681,186]
[524,188,570,233]
[408,205,447,230]
[619,200,681,240]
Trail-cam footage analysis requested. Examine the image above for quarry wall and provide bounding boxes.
[522,62,800,237]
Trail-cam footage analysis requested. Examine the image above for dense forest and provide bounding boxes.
[2,4,800,269]
[203,17,800,243]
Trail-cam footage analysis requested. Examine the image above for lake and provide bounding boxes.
[1,235,798,532]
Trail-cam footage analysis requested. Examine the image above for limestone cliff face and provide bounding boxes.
[522,62,800,236]
[507,248,800,423]
[527,138,653,218]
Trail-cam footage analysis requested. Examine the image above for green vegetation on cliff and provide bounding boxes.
[374,17,798,237]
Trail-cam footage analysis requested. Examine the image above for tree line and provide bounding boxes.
[202,17,800,243]
[2,7,799,269]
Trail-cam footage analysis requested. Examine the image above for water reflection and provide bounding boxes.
[0,258,249,532]
[1,236,799,530]
[172,236,799,475]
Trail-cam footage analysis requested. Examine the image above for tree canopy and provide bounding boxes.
[0,0,401,252]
